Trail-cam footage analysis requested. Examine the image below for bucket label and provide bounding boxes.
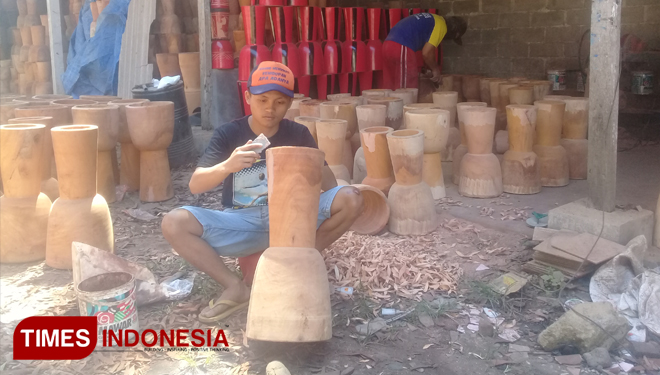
[79,285,139,344]
[632,73,653,95]
[548,72,566,91]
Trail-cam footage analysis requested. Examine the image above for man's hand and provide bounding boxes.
[224,140,261,173]
[430,68,441,83]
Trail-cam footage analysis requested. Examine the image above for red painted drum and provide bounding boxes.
[211,39,234,69]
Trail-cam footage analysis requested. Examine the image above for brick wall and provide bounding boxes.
[421,0,660,82]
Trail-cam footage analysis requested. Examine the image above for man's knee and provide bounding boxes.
[162,209,200,240]
[336,186,364,216]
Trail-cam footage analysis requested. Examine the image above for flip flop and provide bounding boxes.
[198,299,249,323]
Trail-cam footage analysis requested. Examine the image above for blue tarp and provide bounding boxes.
[62,0,131,97]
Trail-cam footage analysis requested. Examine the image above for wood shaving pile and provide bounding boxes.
[325,231,463,301]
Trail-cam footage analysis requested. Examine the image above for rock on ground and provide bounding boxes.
[537,302,629,353]
[583,347,612,369]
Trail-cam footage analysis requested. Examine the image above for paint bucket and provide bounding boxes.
[547,70,566,91]
[632,71,653,95]
[76,272,138,345]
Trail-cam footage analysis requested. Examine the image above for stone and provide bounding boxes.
[509,351,529,363]
[450,331,459,343]
[437,316,459,331]
[356,318,388,335]
[509,344,531,352]
[340,367,355,375]
[554,354,583,365]
[385,362,405,371]
[583,347,612,369]
[418,313,434,328]
[537,302,630,353]
[478,317,495,337]
[548,198,654,245]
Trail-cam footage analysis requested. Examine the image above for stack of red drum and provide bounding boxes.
[211,0,235,69]
[214,1,439,115]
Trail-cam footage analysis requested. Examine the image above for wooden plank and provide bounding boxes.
[198,0,212,130]
[46,0,65,94]
[117,0,157,99]
[523,260,593,279]
[550,232,626,265]
[532,227,577,241]
[587,0,621,212]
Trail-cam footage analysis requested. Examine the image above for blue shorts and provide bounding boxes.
[178,186,344,257]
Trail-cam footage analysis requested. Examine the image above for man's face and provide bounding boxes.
[246,90,293,128]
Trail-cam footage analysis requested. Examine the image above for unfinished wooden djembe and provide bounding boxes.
[386,129,438,235]
[454,102,487,185]
[394,88,418,103]
[529,80,552,101]
[405,109,450,199]
[246,146,331,342]
[316,119,351,182]
[560,97,589,180]
[72,104,119,203]
[47,125,114,269]
[403,103,441,116]
[0,123,52,263]
[432,91,460,161]
[7,116,59,200]
[509,86,534,105]
[462,75,482,102]
[366,96,403,130]
[78,95,121,103]
[362,89,392,98]
[502,105,541,194]
[361,126,395,195]
[353,104,387,184]
[125,102,175,202]
[294,116,319,144]
[488,79,507,110]
[479,77,494,105]
[390,89,415,106]
[534,100,569,187]
[350,184,390,235]
[459,107,503,198]
[0,100,27,123]
[50,98,97,123]
[109,99,149,192]
[320,101,358,176]
[299,99,323,118]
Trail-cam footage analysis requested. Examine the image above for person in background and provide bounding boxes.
[383,13,467,89]
[161,62,363,323]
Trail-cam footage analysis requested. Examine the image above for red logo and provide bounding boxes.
[13,316,231,360]
[13,317,97,360]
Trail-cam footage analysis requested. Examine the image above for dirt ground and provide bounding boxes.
[0,164,655,375]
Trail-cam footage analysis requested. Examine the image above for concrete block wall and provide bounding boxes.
[422,0,660,81]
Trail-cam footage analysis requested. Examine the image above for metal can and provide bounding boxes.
[632,71,653,95]
[547,70,566,91]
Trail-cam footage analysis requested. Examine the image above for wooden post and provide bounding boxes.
[198,0,212,130]
[46,0,66,94]
[587,0,621,213]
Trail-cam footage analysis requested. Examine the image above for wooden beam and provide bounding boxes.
[46,0,65,94]
[199,0,212,130]
[117,0,157,99]
[587,0,621,213]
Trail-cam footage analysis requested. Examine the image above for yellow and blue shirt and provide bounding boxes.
[385,13,447,51]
